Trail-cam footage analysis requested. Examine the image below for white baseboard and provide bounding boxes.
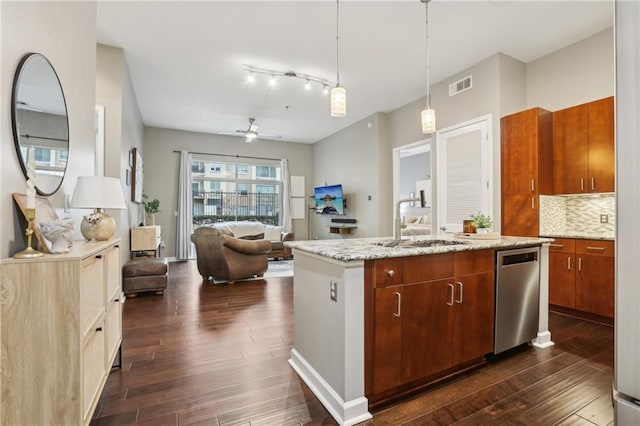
[532,331,555,348]
[289,349,372,426]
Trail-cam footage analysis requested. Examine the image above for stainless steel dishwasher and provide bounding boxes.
[494,246,540,354]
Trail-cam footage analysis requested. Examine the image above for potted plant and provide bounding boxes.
[143,194,160,226]
[470,211,492,233]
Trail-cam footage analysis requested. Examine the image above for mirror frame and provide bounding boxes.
[11,52,70,196]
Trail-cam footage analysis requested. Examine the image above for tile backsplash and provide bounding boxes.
[539,193,615,235]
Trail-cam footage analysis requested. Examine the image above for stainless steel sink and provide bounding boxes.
[373,239,467,248]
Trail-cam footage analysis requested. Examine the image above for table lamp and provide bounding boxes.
[71,176,127,241]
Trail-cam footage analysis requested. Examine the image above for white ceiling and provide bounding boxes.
[96,1,613,144]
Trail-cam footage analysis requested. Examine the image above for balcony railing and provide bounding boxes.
[192,191,279,225]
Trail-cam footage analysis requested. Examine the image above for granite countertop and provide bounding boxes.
[285,235,553,262]
[539,232,614,241]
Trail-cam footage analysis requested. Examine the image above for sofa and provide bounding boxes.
[211,221,294,260]
[191,226,271,283]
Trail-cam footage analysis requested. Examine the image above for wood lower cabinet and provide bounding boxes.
[0,240,123,426]
[366,249,495,400]
[548,238,614,319]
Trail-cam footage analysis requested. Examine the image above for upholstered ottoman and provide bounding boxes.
[122,258,168,297]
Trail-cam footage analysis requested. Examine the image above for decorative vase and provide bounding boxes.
[145,213,155,226]
[476,227,490,234]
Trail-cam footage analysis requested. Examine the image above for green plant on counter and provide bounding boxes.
[470,211,492,229]
[142,194,160,214]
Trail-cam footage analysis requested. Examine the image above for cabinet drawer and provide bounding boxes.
[454,249,494,276]
[105,298,122,366]
[576,239,614,257]
[371,258,403,287]
[80,254,106,336]
[105,245,121,300]
[403,253,454,284]
[548,238,576,253]
[82,322,106,422]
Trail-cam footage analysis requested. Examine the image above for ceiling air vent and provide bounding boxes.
[449,75,472,97]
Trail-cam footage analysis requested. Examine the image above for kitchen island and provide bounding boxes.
[286,235,553,426]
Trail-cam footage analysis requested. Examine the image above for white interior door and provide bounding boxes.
[436,115,492,233]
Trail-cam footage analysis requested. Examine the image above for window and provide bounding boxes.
[35,148,51,163]
[192,161,204,173]
[191,159,281,225]
[256,166,276,179]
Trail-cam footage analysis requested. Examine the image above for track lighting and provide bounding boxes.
[242,64,333,95]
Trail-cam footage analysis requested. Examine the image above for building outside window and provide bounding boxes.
[191,159,281,225]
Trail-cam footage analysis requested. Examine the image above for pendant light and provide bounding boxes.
[421,0,436,134]
[331,0,346,117]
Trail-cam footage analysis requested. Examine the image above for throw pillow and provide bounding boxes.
[264,225,283,241]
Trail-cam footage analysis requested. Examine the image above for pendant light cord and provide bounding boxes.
[425,0,431,108]
[336,0,341,86]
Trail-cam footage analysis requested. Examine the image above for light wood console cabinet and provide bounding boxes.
[0,239,123,425]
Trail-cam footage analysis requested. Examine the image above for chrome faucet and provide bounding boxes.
[394,190,426,240]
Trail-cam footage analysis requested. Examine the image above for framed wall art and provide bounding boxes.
[131,148,143,203]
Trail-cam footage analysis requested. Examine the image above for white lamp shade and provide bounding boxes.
[330,85,347,117]
[71,176,127,209]
[421,108,436,134]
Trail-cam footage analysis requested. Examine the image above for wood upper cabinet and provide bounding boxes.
[553,97,614,194]
[501,108,552,236]
[366,250,495,398]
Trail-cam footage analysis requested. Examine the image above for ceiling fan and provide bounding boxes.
[218,117,282,143]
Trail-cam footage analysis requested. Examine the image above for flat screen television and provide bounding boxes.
[314,184,344,215]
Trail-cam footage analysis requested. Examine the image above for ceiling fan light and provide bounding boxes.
[421,108,436,134]
[245,131,257,143]
[330,85,346,117]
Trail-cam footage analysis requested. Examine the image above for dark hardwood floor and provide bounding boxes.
[92,260,614,426]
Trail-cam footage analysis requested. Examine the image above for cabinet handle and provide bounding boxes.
[578,257,582,272]
[115,244,120,248]
[550,244,564,249]
[455,281,463,304]
[393,292,401,318]
[586,246,606,252]
[580,178,585,191]
[447,284,454,306]
[114,298,120,302]
[567,257,571,271]
[386,270,395,278]
[531,197,535,210]
[591,177,595,191]
[96,255,103,259]
[531,179,535,192]
[95,327,103,332]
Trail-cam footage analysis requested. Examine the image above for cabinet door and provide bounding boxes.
[549,252,575,308]
[502,194,538,237]
[452,272,495,365]
[587,97,614,193]
[501,109,539,195]
[576,255,614,318]
[371,286,403,394]
[553,104,589,194]
[401,279,454,383]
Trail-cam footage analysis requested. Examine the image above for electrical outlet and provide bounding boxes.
[600,214,609,224]
[330,281,338,302]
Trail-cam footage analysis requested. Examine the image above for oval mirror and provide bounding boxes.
[11,53,69,196]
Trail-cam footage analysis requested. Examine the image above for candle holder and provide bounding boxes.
[14,208,44,259]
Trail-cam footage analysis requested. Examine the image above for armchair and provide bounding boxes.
[191,226,272,283]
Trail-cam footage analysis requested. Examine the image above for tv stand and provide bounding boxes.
[329,224,357,235]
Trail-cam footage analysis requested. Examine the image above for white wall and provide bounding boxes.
[96,44,144,266]
[142,127,313,258]
[1,2,97,259]
[312,114,389,239]
[527,28,614,111]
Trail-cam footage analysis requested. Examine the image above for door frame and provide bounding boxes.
[392,138,432,234]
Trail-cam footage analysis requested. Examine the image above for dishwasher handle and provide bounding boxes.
[498,248,540,267]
